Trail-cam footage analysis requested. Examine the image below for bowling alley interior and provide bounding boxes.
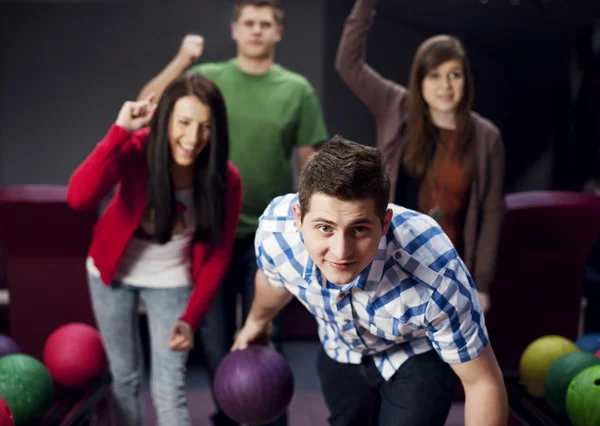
[1,0,599,425]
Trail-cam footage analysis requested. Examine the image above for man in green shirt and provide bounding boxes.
[138,1,328,425]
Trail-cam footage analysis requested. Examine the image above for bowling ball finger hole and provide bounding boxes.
[595,379,600,386]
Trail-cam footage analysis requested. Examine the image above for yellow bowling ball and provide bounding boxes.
[519,335,579,397]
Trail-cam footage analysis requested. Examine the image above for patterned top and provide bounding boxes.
[255,193,489,380]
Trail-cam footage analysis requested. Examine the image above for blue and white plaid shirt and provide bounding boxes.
[256,193,489,380]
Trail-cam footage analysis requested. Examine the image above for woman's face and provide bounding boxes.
[168,95,211,167]
[421,59,465,116]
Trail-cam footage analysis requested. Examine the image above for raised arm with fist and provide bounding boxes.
[114,95,157,132]
[176,34,205,67]
[138,35,205,103]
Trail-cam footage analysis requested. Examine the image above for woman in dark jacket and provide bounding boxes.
[335,0,505,312]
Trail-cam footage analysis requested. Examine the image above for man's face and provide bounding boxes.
[232,5,282,60]
[293,193,392,285]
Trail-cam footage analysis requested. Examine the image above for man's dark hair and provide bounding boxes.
[298,135,390,223]
[233,0,284,25]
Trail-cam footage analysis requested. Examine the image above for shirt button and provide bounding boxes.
[394,251,401,260]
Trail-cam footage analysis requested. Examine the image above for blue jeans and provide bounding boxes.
[88,274,192,426]
[199,234,287,426]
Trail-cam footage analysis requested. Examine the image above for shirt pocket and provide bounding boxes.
[367,314,426,343]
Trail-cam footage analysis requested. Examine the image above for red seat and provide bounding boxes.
[0,185,98,359]
[486,191,600,372]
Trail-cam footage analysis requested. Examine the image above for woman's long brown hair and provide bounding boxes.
[402,35,475,180]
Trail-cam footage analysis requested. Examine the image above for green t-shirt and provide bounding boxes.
[188,59,328,237]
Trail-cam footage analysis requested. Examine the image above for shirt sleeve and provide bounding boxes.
[295,85,328,147]
[424,258,489,364]
[178,163,243,330]
[254,229,286,289]
[186,63,216,79]
[67,124,138,210]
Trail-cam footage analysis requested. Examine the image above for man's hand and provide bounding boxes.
[176,34,205,67]
[169,320,194,351]
[230,269,294,351]
[137,35,203,102]
[231,318,273,351]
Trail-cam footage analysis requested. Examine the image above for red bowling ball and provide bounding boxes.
[0,396,14,426]
[43,323,107,389]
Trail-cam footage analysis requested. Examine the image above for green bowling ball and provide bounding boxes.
[0,354,54,424]
[566,365,600,426]
[544,351,600,412]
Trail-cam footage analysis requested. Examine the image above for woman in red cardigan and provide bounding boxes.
[67,73,242,426]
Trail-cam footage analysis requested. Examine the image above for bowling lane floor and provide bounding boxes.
[136,340,481,426]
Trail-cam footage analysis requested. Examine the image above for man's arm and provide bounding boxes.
[138,35,204,102]
[424,256,507,426]
[450,345,508,426]
[232,269,294,350]
[294,85,327,171]
[297,146,316,170]
[248,269,294,325]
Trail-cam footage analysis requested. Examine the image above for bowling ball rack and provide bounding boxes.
[22,372,113,426]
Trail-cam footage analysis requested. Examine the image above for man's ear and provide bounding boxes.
[292,203,303,230]
[231,22,237,41]
[382,209,393,234]
[274,24,283,43]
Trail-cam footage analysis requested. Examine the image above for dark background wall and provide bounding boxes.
[1,0,599,193]
[323,0,597,192]
[0,0,324,186]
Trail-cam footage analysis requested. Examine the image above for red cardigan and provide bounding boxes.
[67,124,242,330]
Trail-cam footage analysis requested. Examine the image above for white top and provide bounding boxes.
[87,188,195,288]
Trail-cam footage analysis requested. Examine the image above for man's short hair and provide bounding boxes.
[298,135,390,223]
[232,0,284,25]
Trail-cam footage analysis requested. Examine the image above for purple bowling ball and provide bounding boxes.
[0,334,20,357]
[213,345,294,425]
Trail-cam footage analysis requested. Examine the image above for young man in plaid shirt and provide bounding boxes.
[233,136,508,426]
